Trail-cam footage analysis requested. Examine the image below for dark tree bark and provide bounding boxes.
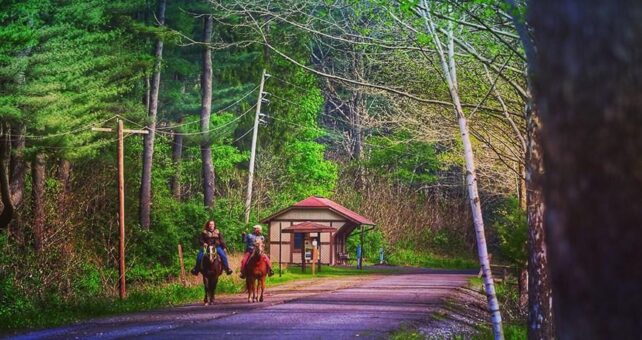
[0,124,14,230]
[530,1,642,338]
[57,159,71,217]
[525,104,553,339]
[31,153,46,252]
[9,124,26,207]
[200,14,216,208]
[518,161,527,211]
[140,0,166,229]
[171,120,183,199]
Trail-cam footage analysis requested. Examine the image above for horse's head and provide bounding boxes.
[251,239,264,257]
[207,245,218,262]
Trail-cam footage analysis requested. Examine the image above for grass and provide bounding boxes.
[0,261,389,334]
[389,323,425,340]
[467,277,527,340]
[473,324,527,340]
[387,248,478,269]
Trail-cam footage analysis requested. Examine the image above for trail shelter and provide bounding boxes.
[261,196,375,267]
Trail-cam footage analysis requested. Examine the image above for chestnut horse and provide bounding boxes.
[246,239,268,302]
[202,245,223,305]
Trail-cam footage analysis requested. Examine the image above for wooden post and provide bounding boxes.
[178,244,186,286]
[117,119,126,299]
[92,119,148,300]
[312,247,318,275]
[244,69,267,225]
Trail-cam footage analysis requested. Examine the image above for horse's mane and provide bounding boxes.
[250,239,265,259]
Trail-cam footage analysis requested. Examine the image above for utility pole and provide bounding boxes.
[92,119,148,299]
[244,69,268,225]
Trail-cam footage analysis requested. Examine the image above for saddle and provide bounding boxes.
[201,246,220,273]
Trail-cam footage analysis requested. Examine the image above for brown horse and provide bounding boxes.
[246,240,268,302]
[202,245,223,305]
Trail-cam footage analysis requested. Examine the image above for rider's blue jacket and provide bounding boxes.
[244,233,265,253]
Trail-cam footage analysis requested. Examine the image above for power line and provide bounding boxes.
[269,75,312,93]
[232,126,254,143]
[154,103,256,137]
[8,115,120,140]
[157,84,260,131]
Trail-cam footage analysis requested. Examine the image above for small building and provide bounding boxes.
[261,196,375,266]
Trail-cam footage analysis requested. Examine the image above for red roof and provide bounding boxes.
[261,196,375,225]
[293,196,375,225]
[281,221,337,233]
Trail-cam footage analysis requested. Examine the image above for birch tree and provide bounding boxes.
[418,1,503,338]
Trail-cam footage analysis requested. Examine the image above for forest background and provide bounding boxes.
[0,0,532,335]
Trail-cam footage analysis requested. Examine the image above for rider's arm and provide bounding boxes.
[218,231,227,250]
[200,231,208,247]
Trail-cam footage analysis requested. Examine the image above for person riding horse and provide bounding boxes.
[240,225,274,278]
[191,220,233,276]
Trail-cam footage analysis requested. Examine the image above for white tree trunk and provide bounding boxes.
[421,2,504,338]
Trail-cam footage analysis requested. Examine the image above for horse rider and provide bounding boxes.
[191,220,233,275]
[240,225,274,278]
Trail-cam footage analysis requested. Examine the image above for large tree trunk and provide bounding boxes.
[200,14,216,208]
[31,153,46,252]
[9,124,26,207]
[139,0,166,229]
[530,1,642,338]
[0,124,14,230]
[505,3,555,337]
[525,104,553,339]
[171,121,183,199]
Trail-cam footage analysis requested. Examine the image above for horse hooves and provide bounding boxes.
[259,297,264,302]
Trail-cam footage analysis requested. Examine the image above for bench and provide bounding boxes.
[338,252,351,265]
[479,264,514,282]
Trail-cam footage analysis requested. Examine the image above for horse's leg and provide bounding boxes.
[203,276,209,305]
[259,275,265,302]
[211,277,217,303]
[253,278,259,302]
[246,278,252,303]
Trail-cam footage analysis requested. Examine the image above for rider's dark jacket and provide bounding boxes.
[200,228,227,249]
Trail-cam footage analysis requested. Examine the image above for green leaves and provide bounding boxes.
[367,131,440,186]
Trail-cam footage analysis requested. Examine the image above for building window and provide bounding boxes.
[294,233,304,250]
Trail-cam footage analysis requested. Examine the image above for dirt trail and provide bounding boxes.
[9,269,485,339]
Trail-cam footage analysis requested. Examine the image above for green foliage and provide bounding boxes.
[346,228,386,262]
[389,324,425,340]
[387,248,477,269]
[260,64,338,206]
[366,131,440,186]
[474,324,527,340]
[492,197,527,266]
